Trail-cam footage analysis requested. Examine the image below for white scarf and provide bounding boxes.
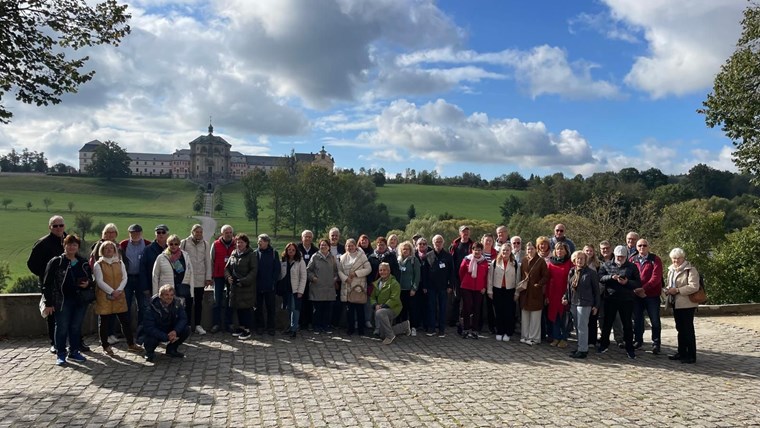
[98,256,120,265]
[466,254,485,278]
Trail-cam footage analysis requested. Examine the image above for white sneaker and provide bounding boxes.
[107,335,120,345]
[365,321,373,328]
[495,335,503,341]
[502,335,510,342]
[195,325,207,335]
[410,328,417,337]
[520,338,527,344]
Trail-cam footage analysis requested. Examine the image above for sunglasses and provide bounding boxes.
[555,229,564,232]
[51,224,65,228]
[637,244,648,247]
[168,243,180,246]
[156,230,167,234]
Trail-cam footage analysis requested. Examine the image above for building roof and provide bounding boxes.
[188,125,231,147]
[129,153,174,161]
[79,140,103,152]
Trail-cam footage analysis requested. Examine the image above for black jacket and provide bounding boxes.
[425,248,455,290]
[141,295,188,342]
[27,232,65,286]
[42,254,92,310]
[139,240,165,293]
[599,260,641,301]
[368,250,401,283]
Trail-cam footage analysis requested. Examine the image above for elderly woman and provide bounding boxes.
[338,239,372,336]
[480,233,499,334]
[387,234,400,254]
[89,223,119,267]
[562,251,599,358]
[488,244,519,342]
[665,248,701,364]
[225,233,258,339]
[42,234,93,366]
[536,236,552,263]
[370,262,410,344]
[396,241,421,335]
[280,242,307,338]
[519,242,549,345]
[180,224,212,335]
[357,234,373,256]
[307,239,339,334]
[546,242,572,348]
[459,242,490,339]
[93,240,142,355]
[152,234,194,317]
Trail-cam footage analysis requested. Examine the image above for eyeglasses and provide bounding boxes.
[417,242,427,246]
[156,231,167,234]
[555,229,564,232]
[168,243,180,246]
[637,244,648,247]
[51,224,65,228]
[511,241,521,245]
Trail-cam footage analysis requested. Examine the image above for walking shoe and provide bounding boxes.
[502,335,510,342]
[56,355,66,366]
[627,350,636,360]
[68,352,87,363]
[549,339,559,347]
[195,325,207,335]
[239,329,252,340]
[128,344,144,353]
[365,321,373,329]
[519,338,527,344]
[597,345,609,354]
[144,353,155,363]
[652,345,661,355]
[557,340,568,348]
[495,335,503,341]
[210,325,220,334]
[383,336,395,345]
[410,327,417,337]
[526,340,535,346]
[633,341,643,349]
[232,328,246,337]
[49,345,56,354]
[426,331,436,337]
[166,349,185,358]
[438,331,446,338]
[103,346,115,356]
[570,351,588,359]
[107,335,120,345]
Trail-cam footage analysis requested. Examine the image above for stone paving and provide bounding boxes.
[1,316,759,427]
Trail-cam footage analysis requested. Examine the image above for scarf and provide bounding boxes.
[399,254,414,267]
[549,254,570,265]
[165,246,182,263]
[98,256,120,265]
[466,254,485,278]
[571,267,582,289]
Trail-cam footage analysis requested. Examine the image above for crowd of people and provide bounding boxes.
[29,215,703,366]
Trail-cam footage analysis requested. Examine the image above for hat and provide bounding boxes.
[128,224,142,232]
[613,245,627,257]
[458,225,470,232]
[155,224,169,232]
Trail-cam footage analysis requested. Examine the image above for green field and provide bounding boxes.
[1,175,517,285]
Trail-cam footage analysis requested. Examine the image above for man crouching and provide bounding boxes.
[141,284,190,363]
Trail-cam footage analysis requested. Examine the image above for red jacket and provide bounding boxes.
[458,256,489,291]
[631,253,663,297]
[212,238,236,278]
[546,257,572,322]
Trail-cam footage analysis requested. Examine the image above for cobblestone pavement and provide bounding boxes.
[1,316,758,427]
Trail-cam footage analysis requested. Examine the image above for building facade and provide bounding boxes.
[78,125,334,181]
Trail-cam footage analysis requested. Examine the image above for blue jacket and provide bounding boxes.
[142,295,187,342]
[139,240,165,293]
[255,246,280,293]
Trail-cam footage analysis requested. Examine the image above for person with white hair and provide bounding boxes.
[597,245,641,359]
[141,284,190,363]
[665,248,701,364]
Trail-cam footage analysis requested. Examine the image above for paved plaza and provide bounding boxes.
[1,316,758,427]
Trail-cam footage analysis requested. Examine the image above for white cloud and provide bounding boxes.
[602,0,746,98]
[568,11,639,43]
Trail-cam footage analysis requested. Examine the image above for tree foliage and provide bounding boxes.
[709,223,760,304]
[74,212,94,242]
[85,140,131,179]
[241,168,268,235]
[0,0,131,123]
[0,148,47,172]
[699,3,760,180]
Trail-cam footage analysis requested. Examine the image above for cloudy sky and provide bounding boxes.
[0,0,747,179]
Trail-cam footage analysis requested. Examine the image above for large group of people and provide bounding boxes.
[29,215,703,366]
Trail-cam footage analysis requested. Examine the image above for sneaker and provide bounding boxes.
[232,328,245,337]
[617,342,625,349]
[519,338,527,344]
[49,345,56,354]
[56,355,67,366]
[365,321,373,329]
[426,331,436,337]
[68,352,87,363]
[144,353,155,363]
[526,340,535,346]
[210,325,220,334]
[570,351,588,359]
[166,349,185,358]
[557,340,568,348]
[239,330,252,340]
[107,335,120,345]
[383,336,395,345]
[128,344,144,353]
[438,331,446,338]
[410,327,417,337]
[627,350,636,359]
[652,345,661,355]
[633,341,643,349]
[289,331,297,338]
[462,330,470,339]
[550,339,559,347]
[597,345,609,354]
[495,335,503,341]
[79,343,91,353]
[471,332,479,340]
[502,335,511,342]
[373,329,380,336]
[103,347,115,356]
[195,325,207,335]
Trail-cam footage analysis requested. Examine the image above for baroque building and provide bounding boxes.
[78,124,334,183]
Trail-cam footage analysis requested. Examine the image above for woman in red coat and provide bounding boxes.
[458,242,490,339]
[546,242,572,348]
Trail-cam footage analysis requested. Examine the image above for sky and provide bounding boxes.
[0,0,748,179]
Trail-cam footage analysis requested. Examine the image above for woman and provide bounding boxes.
[519,242,549,345]
[357,234,373,257]
[562,251,599,358]
[415,237,431,335]
[152,234,194,324]
[307,239,338,334]
[280,242,307,338]
[546,242,572,348]
[370,262,408,345]
[180,224,212,335]
[488,244,519,342]
[387,234,400,254]
[93,240,142,355]
[481,234,498,261]
[89,223,119,267]
[396,241,420,336]
[665,248,700,364]
[42,234,92,366]
[225,234,258,339]
[481,233,498,334]
[458,242,489,339]
[584,245,601,272]
[338,239,371,336]
[583,244,602,346]
[536,236,552,263]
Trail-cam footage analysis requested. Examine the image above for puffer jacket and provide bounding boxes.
[93,257,128,315]
[180,236,212,289]
[338,250,372,302]
[281,257,307,295]
[152,250,194,297]
[226,247,258,309]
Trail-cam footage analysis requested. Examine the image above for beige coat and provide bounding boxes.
[338,250,372,302]
[280,258,307,295]
[666,261,700,309]
[180,236,212,289]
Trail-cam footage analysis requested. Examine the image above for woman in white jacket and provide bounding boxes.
[280,242,307,338]
[180,225,212,335]
[338,239,372,336]
[488,245,520,342]
[152,234,194,322]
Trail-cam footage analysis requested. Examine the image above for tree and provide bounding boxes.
[0,0,131,123]
[699,3,760,180]
[241,169,268,235]
[52,163,71,173]
[42,197,52,211]
[1,198,11,209]
[25,201,32,211]
[407,204,416,220]
[67,201,74,212]
[74,213,94,242]
[499,195,523,224]
[85,140,131,179]
[709,223,760,304]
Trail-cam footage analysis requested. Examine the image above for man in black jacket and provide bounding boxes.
[597,245,641,359]
[141,284,190,363]
[425,235,455,337]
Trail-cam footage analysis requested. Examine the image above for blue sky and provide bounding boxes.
[0,0,746,179]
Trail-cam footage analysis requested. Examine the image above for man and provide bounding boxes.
[626,231,640,258]
[139,224,169,328]
[511,236,525,265]
[328,227,345,328]
[254,234,280,335]
[598,240,624,347]
[119,224,151,327]
[425,234,455,337]
[494,225,510,252]
[550,223,576,253]
[328,227,345,257]
[631,238,663,354]
[598,245,641,359]
[180,224,213,335]
[448,225,473,328]
[210,224,235,333]
[370,263,410,345]
[27,215,66,353]
[141,284,190,363]
[297,230,318,330]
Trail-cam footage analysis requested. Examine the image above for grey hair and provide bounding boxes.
[669,247,686,259]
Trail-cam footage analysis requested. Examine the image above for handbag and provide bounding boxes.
[347,284,367,304]
[686,270,707,304]
[76,286,96,305]
[39,295,48,318]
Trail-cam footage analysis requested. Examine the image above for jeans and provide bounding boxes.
[634,296,662,346]
[674,307,697,361]
[255,291,276,332]
[346,302,365,335]
[212,277,232,328]
[54,298,87,356]
[600,298,634,352]
[550,311,567,341]
[492,287,516,336]
[398,290,415,325]
[572,305,592,352]
[427,288,448,333]
[286,293,302,332]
